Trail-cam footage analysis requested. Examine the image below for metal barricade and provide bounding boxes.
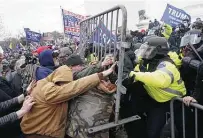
[170,97,203,138]
[78,5,141,134]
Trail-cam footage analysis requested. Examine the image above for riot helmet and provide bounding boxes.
[180,29,202,48]
[180,29,202,56]
[136,36,169,60]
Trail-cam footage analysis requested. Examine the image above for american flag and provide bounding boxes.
[62,8,86,38]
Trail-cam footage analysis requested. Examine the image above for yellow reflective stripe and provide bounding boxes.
[158,68,174,83]
[161,88,183,96]
[158,68,183,96]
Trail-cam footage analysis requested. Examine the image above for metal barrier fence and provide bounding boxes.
[79,5,141,134]
[170,97,203,138]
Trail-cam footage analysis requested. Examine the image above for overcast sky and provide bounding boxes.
[0,0,85,37]
[0,0,202,38]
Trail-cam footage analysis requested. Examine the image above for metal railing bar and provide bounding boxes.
[182,102,186,138]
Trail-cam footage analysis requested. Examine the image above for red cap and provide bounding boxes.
[33,46,52,54]
[141,29,145,33]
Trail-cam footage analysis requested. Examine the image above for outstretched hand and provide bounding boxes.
[101,55,114,67]
[183,96,197,106]
[102,62,117,77]
[16,96,35,119]
[21,96,35,113]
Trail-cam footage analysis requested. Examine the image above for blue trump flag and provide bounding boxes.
[91,21,116,45]
[161,4,191,27]
[24,29,42,42]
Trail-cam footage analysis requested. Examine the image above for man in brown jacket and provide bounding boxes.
[20,64,115,138]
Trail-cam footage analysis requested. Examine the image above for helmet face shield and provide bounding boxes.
[190,34,201,45]
[135,43,148,58]
[180,34,201,47]
[180,35,191,47]
[143,46,158,59]
[135,43,157,60]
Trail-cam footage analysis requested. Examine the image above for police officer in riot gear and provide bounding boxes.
[174,21,203,138]
[175,25,203,138]
[121,36,186,138]
[180,27,203,92]
[179,27,203,95]
[182,61,203,138]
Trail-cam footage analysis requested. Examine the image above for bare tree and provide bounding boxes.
[51,31,63,41]
[0,17,10,40]
[16,29,25,39]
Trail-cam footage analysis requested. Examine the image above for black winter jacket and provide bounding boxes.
[0,97,19,127]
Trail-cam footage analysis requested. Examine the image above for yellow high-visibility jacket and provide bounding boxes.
[162,24,172,40]
[134,61,186,102]
[168,51,182,68]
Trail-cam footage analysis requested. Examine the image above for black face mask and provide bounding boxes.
[143,54,165,64]
[143,54,167,72]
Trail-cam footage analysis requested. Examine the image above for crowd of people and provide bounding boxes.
[0,16,203,138]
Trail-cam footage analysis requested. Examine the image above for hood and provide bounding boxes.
[46,65,73,83]
[39,50,55,69]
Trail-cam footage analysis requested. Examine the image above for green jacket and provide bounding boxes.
[74,63,103,79]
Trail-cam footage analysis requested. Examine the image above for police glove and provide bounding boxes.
[122,73,134,86]
[182,57,192,67]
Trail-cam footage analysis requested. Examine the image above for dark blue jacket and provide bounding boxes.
[35,66,53,81]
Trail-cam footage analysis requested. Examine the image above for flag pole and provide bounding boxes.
[60,6,66,42]
[23,27,28,48]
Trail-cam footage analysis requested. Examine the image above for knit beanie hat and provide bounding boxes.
[65,54,84,66]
